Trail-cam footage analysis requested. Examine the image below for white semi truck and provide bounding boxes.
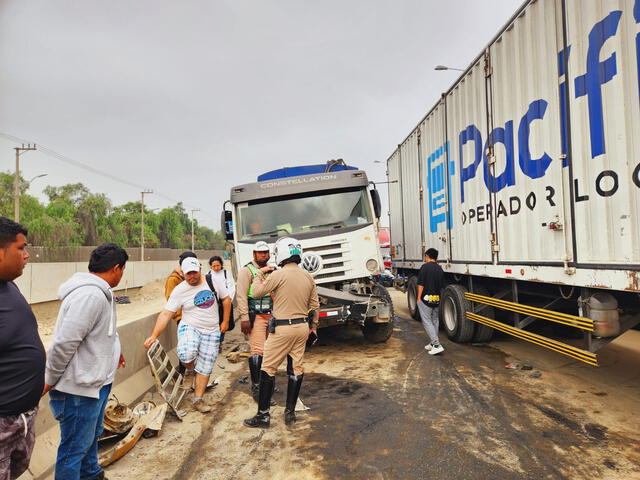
[222,162,394,342]
[387,0,640,365]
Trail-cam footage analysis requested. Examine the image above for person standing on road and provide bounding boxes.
[235,241,274,403]
[144,257,231,413]
[207,255,235,353]
[243,237,319,428]
[44,243,128,480]
[165,251,198,375]
[417,248,444,355]
[0,217,45,480]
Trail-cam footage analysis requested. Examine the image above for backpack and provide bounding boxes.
[205,271,235,331]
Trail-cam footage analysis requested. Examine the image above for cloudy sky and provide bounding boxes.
[0,0,521,229]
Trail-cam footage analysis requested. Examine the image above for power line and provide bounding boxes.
[0,131,215,220]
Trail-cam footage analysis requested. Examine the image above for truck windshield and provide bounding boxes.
[237,188,373,240]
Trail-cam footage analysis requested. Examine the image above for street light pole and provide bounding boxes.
[434,65,465,72]
[191,209,200,252]
[140,190,153,261]
[13,144,37,223]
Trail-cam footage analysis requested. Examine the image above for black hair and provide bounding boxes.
[425,248,438,261]
[89,243,129,273]
[280,254,301,267]
[178,251,197,265]
[0,216,28,249]
[209,255,223,266]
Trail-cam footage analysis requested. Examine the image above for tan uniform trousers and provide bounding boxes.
[262,322,309,376]
[248,314,271,356]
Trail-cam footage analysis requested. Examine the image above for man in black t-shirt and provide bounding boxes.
[417,248,444,355]
[0,217,45,480]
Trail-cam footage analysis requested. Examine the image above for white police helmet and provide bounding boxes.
[274,237,303,266]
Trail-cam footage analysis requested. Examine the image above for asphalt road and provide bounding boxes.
[108,289,640,480]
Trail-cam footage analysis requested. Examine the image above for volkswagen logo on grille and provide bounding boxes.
[301,252,322,275]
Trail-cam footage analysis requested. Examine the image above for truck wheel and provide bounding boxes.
[441,284,474,342]
[362,284,394,343]
[406,276,421,321]
[471,285,494,342]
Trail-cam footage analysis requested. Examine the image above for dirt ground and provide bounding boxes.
[91,288,640,480]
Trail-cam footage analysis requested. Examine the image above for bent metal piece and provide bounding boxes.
[98,403,168,467]
[146,340,187,419]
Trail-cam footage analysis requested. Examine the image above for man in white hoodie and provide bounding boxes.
[44,243,128,480]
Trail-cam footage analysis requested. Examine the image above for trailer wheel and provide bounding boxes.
[362,284,394,343]
[471,285,494,342]
[441,284,474,342]
[406,276,421,321]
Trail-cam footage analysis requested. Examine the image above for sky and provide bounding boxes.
[0,0,522,229]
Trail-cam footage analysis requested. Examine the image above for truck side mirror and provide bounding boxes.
[370,189,381,219]
[221,210,234,240]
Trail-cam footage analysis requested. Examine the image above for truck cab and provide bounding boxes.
[223,162,394,342]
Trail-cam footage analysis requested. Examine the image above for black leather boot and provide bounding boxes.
[248,355,262,403]
[243,371,275,428]
[284,373,304,426]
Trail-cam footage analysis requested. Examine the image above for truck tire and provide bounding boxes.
[362,284,394,343]
[441,284,475,342]
[406,276,421,321]
[471,285,494,342]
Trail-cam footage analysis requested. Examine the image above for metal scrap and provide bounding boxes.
[98,402,168,468]
[146,340,187,419]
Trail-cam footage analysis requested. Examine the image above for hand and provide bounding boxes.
[309,328,318,345]
[118,354,126,369]
[143,336,157,349]
[241,320,252,335]
[260,266,274,274]
[220,320,230,334]
[41,383,53,397]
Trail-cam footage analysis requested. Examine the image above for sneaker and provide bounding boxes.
[181,370,195,390]
[424,344,433,351]
[428,344,444,355]
[192,399,212,413]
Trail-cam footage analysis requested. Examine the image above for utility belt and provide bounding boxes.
[268,317,307,333]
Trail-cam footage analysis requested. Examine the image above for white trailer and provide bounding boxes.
[387,0,640,365]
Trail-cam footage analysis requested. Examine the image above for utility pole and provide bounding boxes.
[140,190,153,261]
[14,144,37,222]
[191,209,200,252]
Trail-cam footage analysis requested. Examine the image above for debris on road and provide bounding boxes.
[237,376,249,385]
[505,362,520,369]
[104,395,135,434]
[530,371,542,378]
[147,340,187,419]
[295,397,310,412]
[99,402,168,467]
[521,364,533,371]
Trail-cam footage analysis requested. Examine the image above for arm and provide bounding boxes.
[250,268,279,299]
[417,285,424,303]
[44,293,102,388]
[219,297,232,333]
[308,281,320,330]
[143,310,175,349]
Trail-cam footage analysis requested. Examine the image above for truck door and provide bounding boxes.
[487,0,570,265]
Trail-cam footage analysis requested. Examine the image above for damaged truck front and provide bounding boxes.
[222,163,393,343]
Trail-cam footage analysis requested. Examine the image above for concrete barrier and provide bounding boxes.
[14,261,178,304]
[23,312,178,480]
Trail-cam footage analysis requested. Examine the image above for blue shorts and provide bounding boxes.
[176,323,220,376]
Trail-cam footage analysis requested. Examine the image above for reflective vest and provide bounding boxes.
[246,263,273,314]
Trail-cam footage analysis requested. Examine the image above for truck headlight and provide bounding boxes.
[366,259,378,272]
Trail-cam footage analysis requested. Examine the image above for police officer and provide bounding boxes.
[243,237,319,428]
[235,241,274,402]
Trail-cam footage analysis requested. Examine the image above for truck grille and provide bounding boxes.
[304,243,350,283]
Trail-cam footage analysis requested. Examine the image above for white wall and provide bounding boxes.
[14,260,177,304]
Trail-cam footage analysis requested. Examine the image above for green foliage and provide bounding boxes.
[0,171,224,248]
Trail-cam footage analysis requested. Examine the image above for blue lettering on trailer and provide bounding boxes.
[427,142,454,233]
[484,120,515,191]
[574,10,622,159]
[518,100,553,179]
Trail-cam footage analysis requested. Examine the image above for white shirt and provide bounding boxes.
[165,277,228,333]
[209,269,236,301]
